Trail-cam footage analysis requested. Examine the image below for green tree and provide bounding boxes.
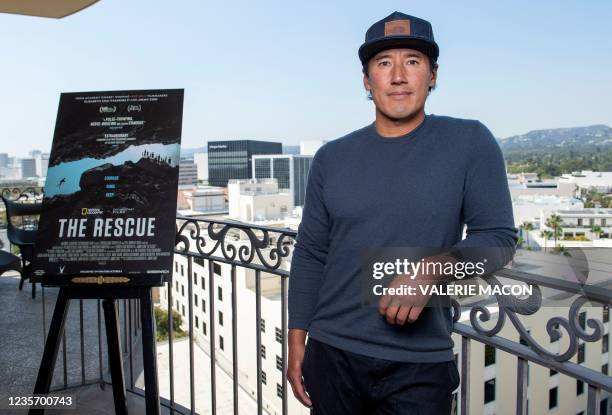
[520,221,534,249]
[540,229,553,252]
[154,306,187,342]
[545,214,564,248]
[591,224,603,240]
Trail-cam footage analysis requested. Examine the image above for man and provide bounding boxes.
[287,11,517,415]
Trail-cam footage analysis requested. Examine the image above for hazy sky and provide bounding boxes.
[1,0,611,156]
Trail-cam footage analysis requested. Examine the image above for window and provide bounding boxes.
[579,312,586,330]
[182,305,185,317]
[578,343,585,364]
[261,370,267,385]
[181,284,184,297]
[195,316,199,329]
[202,299,206,313]
[194,294,198,307]
[603,364,609,375]
[201,277,205,289]
[261,345,266,359]
[214,263,221,275]
[260,318,266,333]
[549,387,558,409]
[275,327,282,343]
[175,262,178,273]
[550,369,557,376]
[219,335,224,351]
[484,379,495,404]
[604,306,609,323]
[202,322,207,335]
[175,300,179,310]
[577,380,584,395]
[276,383,283,398]
[181,264,184,276]
[603,334,609,353]
[276,355,283,371]
[175,281,179,292]
[218,311,224,326]
[218,286,223,301]
[194,273,197,286]
[484,345,496,366]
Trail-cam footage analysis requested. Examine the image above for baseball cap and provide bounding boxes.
[358,11,439,65]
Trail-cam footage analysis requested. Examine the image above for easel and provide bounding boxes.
[29,285,160,415]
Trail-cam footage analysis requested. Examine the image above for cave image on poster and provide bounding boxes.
[32,89,184,286]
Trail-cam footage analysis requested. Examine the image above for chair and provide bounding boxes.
[2,196,42,298]
[0,250,22,276]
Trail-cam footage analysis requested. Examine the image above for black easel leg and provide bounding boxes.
[103,299,128,415]
[29,288,71,415]
[140,288,160,415]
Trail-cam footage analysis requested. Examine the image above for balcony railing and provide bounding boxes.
[2,197,611,414]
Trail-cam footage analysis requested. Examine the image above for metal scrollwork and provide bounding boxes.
[467,273,604,362]
[1,187,44,201]
[175,217,296,270]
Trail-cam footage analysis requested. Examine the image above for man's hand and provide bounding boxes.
[287,329,312,408]
[378,273,432,325]
[378,254,457,325]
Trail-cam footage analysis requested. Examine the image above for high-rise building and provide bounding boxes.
[178,158,198,186]
[35,153,50,178]
[0,153,8,168]
[252,154,313,206]
[207,140,282,187]
[20,158,37,178]
[282,145,300,155]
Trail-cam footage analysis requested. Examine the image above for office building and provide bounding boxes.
[207,140,282,187]
[20,158,37,178]
[179,159,198,186]
[252,154,313,206]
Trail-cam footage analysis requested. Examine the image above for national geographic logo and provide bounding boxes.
[81,208,103,216]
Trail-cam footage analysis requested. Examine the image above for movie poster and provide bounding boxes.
[32,89,183,286]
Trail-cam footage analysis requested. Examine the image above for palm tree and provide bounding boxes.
[540,229,553,252]
[545,214,563,248]
[521,221,534,249]
[591,224,603,240]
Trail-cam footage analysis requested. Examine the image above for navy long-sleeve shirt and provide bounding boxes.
[288,114,518,362]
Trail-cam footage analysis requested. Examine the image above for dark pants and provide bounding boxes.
[302,337,460,415]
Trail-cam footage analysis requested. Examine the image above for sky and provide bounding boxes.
[1,0,611,156]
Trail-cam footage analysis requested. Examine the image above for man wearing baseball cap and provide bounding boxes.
[288,11,517,414]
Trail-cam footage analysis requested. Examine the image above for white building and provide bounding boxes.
[35,153,49,178]
[183,186,227,214]
[193,152,208,183]
[540,209,612,240]
[227,179,293,222]
[512,195,584,227]
[559,171,612,195]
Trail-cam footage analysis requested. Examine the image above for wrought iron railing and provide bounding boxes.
[4,208,610,414]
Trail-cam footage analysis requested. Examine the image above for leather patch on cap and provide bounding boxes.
[384,20,411,36]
